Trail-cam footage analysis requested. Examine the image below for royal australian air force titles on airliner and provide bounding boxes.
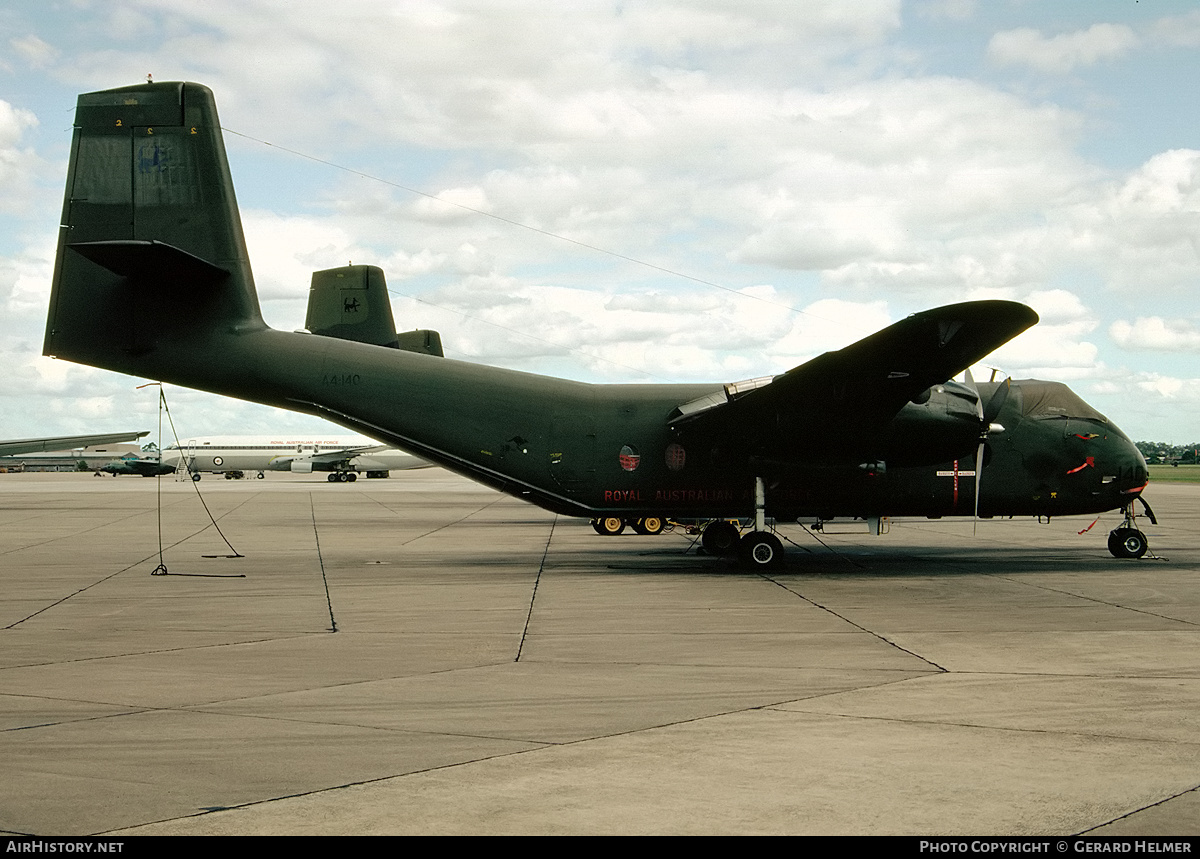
[42,81,1152,566]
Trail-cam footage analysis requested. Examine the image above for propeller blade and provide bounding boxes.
[963,370,1010,535]
[982,377,1011,425]
[973,439,984,535]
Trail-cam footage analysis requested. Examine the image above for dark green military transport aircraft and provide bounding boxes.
[99,454,176,478]
[43,82,1153,566]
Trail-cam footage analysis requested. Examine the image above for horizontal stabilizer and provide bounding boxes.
[69,240,229,283]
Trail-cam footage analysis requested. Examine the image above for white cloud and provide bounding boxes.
[1093,371,1200,405]
[1146,10,1200,49]
[0,100,42,214]
[981,289,1102,382]
[912,0,976,23]
[988,23,1139,74]
[1024,289,1092,325]
[1111,317,1200,353]
[8,34,59,70]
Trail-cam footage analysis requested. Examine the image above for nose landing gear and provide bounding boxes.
[1108,500,1153,559]
[1108,527,1148,559]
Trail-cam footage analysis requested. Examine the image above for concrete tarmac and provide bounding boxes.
[1,470,1197,836]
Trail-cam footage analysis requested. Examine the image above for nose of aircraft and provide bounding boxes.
[1113,433,1149,497]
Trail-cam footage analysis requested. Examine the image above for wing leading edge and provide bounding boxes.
[0,431,150,457]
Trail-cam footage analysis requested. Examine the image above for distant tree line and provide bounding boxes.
[1136,442,1200,464]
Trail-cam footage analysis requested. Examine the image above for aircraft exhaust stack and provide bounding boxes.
[44,81,264,373]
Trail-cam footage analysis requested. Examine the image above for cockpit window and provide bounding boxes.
[1015,380,1107,422]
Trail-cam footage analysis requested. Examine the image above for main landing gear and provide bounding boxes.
[738,477,784,568]
[700,477,784,568]
[700,520,739,554]
[591,516,667,536]
[1107,499,1154,559]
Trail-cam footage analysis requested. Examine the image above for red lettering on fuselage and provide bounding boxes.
[602,487,743,505]
[603,489,643,502]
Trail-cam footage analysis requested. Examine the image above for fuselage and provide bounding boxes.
[75,323,1146,523]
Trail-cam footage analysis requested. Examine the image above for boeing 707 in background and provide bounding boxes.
[161,435,429,481]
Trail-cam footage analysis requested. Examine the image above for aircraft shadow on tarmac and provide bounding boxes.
[521,524,1172,578]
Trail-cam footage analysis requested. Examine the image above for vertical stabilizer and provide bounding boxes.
[306,265,400,348]
[44,81,263,370]
[307,264,444,356]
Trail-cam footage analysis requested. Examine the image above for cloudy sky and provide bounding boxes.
[1,0,1198,444]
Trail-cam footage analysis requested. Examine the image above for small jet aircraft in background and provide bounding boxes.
[98,454,176,477]
[160,435,429,481]
[42,82,1152,566]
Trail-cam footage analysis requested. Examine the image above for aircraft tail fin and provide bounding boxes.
[395,329,444,358]
[307,264,443,356]
[44,81,263,371]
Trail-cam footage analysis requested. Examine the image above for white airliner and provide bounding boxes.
[161,436,430,481]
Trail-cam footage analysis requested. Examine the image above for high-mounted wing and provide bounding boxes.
[0,430,149,457]
[668,300,1038,466]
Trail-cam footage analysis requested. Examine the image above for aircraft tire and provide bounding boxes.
[347,472,357,482]
[327,473,338,482]
[595,516,625,536]
[632,517,665,535]
[191,473,201,482]
[1108,527,1148,559]
[738,531,783,568]
[701,520,739,555]
[256,472,264,479]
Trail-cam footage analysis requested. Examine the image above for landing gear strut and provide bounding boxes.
[1108,503,1149,559]
[737,476,783,568]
